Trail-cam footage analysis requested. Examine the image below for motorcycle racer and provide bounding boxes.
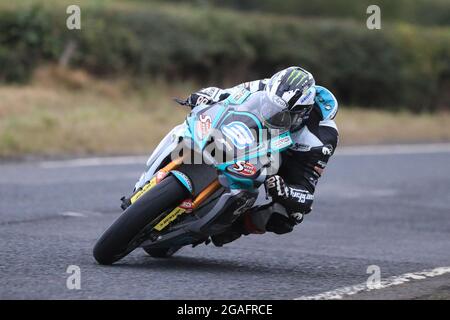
[184,67,339,246]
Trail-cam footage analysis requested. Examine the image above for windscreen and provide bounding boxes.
[234,91,291,131]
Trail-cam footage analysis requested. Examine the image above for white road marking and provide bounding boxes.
[336,143,450,156]
[59,211,103,217]
[59,211,88,217]
[295,266,450,300]
[318,186,398,199]
[38,143,450,169]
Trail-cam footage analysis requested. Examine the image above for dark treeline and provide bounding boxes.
[0,3,449,111]
[152,0,450,26]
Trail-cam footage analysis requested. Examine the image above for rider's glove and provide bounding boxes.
[286,187,314,215]
[187,91,214,108]
[265,175,289,200]
[186,87,230,109]
[266,175,314,220]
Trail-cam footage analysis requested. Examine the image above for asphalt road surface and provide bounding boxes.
[1,144,449,299]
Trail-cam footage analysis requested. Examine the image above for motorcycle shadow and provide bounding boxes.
[112,254,297,276]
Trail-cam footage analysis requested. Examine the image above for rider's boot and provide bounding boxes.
[211,212,263,247]
[211,203,302,246]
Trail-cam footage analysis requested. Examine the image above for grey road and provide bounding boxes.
[1,145,449,299]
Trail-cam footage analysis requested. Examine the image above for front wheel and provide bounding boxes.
[93,175,189,265]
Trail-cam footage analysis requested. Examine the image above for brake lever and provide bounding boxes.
[173,97,191,108]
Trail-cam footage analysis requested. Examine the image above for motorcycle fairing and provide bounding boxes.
[135,123,186,190]
[137,89,293,192]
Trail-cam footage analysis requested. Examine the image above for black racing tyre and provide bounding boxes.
[143,246,181,258]
[93,175,188,265]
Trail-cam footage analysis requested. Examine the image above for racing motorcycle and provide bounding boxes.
[93,88,294,265]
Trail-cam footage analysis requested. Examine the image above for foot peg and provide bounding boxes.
[120,196,131,211]
[191,237,211,248]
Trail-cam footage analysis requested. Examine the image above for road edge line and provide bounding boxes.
[37,143,450,168]
[294,266,450,300]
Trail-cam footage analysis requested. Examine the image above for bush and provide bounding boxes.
[0,5,59,82]
[154,0,450,26]
[0,3,449,111]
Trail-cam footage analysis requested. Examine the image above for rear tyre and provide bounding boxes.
[143,246,181,258]
[93,175,188,265]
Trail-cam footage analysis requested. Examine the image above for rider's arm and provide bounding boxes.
[228,79,269,93]
[272,109,339,216]
[186,79,269,108]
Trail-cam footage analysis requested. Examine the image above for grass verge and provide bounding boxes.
[0,67,449,159]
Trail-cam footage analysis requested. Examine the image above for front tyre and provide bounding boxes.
[93,175,189,265]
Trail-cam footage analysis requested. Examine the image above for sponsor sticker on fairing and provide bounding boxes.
[156,170,168,183]
[179,199,194,213]
[196,114,212,139]
[228,160,257,176]
[222,121,255,149]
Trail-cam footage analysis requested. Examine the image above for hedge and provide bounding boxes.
[0,3,449,111]
[154,0,450,26]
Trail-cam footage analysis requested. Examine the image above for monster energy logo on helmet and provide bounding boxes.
[286,68,308,86]
[266,66,315,109]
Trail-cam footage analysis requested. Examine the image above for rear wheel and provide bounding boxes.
[93,175,188,265]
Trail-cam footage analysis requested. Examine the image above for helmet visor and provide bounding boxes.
[259,93,291,129]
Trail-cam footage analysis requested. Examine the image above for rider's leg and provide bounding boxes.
[211,203,297,246]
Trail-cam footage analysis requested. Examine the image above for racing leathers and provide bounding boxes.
[187,79,339,245]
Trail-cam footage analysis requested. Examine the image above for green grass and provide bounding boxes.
[0,67,190,157]
[0,66,449,159]
[1,0,449,111]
